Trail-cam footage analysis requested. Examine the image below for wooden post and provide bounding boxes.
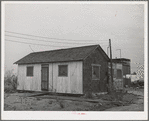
[107,46,109,57]
[109,39,113,91]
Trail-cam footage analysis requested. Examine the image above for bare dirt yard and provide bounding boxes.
[105,88,144,111]
[4,88,144,111]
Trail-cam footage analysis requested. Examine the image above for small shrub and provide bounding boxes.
[4,70,18,93]
[52,89,64,108]
[55,97,64,108]
[59,101,64,108]
[85,91,93,99]
[99,90,126,102]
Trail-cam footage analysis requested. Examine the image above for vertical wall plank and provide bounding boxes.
[17,61,83,94]
[52,61,83,94]
[48,64,53,91]
[17,64,41,91]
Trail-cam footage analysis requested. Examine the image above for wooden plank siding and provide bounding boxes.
[17,64,41,91]
[17,61,83,94]
[51,61,83,94]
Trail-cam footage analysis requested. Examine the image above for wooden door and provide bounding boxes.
[41,66,49,91]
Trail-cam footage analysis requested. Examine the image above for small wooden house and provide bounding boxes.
[14,45,109,94]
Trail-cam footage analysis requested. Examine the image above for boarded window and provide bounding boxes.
[117,69,122,79]
[92,65,100,80]
[58,65,68,77]
[27,66,33,76]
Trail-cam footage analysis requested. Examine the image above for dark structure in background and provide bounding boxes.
[112,58,131,87]
[108,61,123,90]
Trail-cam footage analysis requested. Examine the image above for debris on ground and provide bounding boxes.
[4,88,144,111]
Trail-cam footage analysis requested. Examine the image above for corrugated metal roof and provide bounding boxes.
[14,44,109,64]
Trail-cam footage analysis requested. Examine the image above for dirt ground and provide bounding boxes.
[4,88,144,111]
[105,88,144,111]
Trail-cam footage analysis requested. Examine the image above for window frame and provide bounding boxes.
[92,64,101,80]
[26,66,34,77]
[58,65,68,77]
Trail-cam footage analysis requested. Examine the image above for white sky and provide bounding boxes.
[4,2,146,78]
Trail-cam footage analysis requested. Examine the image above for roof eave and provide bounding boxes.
[16,59,84,65]
[13,61,18,64]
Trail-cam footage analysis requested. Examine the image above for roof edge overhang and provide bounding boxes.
[14,62,18,64]
[15,59,83,65]
[14,44,100,65]
[13,53,32,64]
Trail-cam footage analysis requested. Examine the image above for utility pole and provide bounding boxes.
[109,39,113,86]
[107,46,109,57]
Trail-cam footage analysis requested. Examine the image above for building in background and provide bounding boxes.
[112,58,131,87]
[108,61,123,90]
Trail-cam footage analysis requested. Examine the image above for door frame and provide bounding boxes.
[41,64,49,91]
